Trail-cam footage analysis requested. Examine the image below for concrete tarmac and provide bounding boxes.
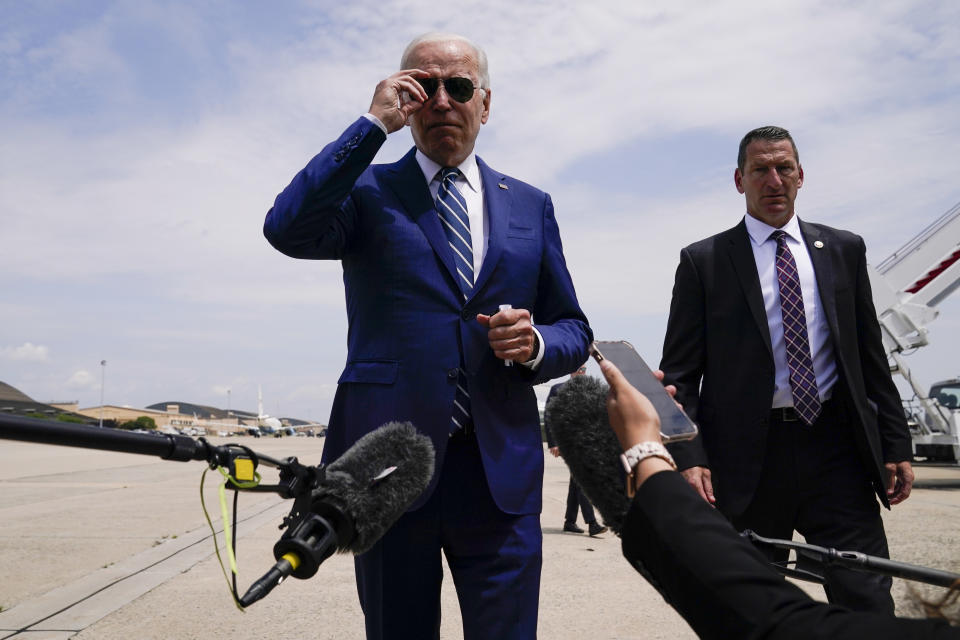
[0,435,958,639]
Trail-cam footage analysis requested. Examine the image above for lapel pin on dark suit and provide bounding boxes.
[814,240,824,249]
[498,183,508,190]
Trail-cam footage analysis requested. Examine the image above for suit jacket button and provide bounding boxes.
[447,368,459,380]
[461,309,472,321]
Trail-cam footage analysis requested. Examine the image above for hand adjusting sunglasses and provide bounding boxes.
[416,77,480,103]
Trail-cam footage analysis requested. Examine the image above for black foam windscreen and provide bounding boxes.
[545,375,630,534]
[315,421,435,553]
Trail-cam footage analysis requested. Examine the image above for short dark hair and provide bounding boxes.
[737,126,800,171]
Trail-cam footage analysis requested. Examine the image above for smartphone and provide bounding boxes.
[589,340,699,443]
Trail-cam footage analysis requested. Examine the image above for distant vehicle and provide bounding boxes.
[930,379,960,410]
[246,427,261,438]
[904,378,960,462]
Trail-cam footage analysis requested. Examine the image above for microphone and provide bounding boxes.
[544,375,631,534]
[239,421,434,606]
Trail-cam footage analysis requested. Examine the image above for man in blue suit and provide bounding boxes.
[263,33,592,640]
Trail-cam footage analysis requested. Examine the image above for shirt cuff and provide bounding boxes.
[521,326,545,370]
[363,113,388,135]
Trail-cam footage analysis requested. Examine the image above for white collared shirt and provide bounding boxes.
[744,214,838,408]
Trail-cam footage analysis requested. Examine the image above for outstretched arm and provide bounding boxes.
[602,359,953,639]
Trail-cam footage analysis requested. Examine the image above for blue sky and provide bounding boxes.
[2,1,959,422]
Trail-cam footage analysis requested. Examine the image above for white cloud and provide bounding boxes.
[1,0,958,419]
[0,342,50,362]
[66,370,96,390]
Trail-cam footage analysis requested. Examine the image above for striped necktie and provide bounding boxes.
[772,230,822,426]
[436,168,474,298]
[436,167,473,434]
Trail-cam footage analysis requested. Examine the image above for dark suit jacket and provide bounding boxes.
[660,218,911,517]
[263,117,592,515]
[621,471,959,640]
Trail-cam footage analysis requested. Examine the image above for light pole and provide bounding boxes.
[227,388,231,414]
[99,360,107,428]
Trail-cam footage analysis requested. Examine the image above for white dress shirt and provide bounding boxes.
[744,214,838,408]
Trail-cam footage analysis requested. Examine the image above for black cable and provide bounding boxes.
[232,488,241,603]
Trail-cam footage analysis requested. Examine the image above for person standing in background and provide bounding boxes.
[545,365,608,537]
[659,125,913,613]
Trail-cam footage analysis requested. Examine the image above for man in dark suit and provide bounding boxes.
[263,33,591,639]
[659,125,914,613]
[544,365,608,537]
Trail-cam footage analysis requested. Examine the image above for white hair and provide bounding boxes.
[400,32,490,90]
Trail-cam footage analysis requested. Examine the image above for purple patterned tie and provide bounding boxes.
[772,230,821,426]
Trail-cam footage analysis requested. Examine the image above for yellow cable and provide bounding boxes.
[215,466,261,573]
[201,468,244,611]
[199,463,262,611]
[218,476,239,574]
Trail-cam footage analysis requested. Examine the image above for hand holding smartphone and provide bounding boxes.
[589,340,698,443]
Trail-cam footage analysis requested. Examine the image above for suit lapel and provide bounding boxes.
[382,148,460,288]
[800,220,841,337]
[470,157,512,297]
[727,220,774,356]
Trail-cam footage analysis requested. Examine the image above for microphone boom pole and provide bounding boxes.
[0,413,433,609]
[0,412,213,462]
[743,530,960,588]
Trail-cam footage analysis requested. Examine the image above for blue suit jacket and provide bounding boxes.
[264,117,592,514]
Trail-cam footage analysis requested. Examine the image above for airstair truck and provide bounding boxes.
[868,201,960,463]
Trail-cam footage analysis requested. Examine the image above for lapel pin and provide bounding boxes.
[814,240,824,249]
[498,183,508,190]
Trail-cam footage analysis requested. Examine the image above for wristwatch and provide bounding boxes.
[620,441,677,497]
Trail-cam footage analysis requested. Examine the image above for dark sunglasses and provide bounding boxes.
[416,77,479,103]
